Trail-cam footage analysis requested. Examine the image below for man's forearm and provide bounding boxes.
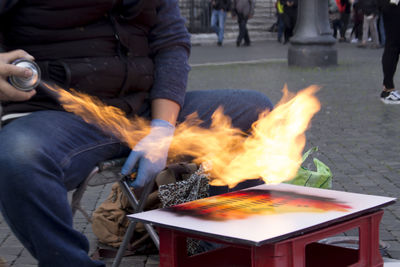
[151,98,180,126]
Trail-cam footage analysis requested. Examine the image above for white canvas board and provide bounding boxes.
[128,183,395,245]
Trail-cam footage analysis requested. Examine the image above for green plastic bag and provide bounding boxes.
[284,147,332,189]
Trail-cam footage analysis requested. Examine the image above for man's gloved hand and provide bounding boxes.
[121,119,175,188]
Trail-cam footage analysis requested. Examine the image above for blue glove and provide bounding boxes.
[121,119,175,188]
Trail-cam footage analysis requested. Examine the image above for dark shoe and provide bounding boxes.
[339,37,346,42]
[371,44,383,49]
[236,41,240,47]
[217,41,222,46]
[357,42,367,48]
[243,42,251,47]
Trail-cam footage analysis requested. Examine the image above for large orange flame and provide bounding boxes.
[44,83,320,188]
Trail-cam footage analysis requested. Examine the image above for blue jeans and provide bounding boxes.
[0,89,272,266]
[211,9,227,43]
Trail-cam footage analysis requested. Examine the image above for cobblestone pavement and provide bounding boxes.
[1,40,400,266]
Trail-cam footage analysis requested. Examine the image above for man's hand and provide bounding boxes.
[121,119,175,188]
[0,50,37,101]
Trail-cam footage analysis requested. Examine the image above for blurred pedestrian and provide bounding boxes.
[377,11,386,45]
[358,0,380,48]
[275,0,285,43]
[337,0,351,42]
[232,0,255,46]
[350,0,364,43]
[282,0,297,44]
[211,0,232,46]
[379,0,400,103]
[329,0,341,39]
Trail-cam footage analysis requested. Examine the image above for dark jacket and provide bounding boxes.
[0,0,191,117]
[283,0,298,19]
[340,0,352,13]
[211,0,231,11]
[360,0,379,15]
[232,0,255,17]
[379,0,400,45]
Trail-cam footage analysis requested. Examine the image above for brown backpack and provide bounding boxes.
[91,162,207,254]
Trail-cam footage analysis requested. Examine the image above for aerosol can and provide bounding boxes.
[8,59,41,91]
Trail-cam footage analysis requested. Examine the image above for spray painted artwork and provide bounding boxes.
[128,183,395,245]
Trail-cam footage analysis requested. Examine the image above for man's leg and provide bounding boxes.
[360,15,369,46]
[340,13,350,41]
[243,17,251,45]
[382,45,400,90]
[369,16,379,47]
[378,14,385,46]
[277,14,285,42]
[0,111,127,267]
[236,14,245,46]
[217,10,226,44]
[211,9,219,39]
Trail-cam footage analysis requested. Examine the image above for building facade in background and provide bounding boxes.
[178,0,277,37]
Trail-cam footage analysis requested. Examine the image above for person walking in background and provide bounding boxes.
[232,0,255,47]
[211,0,232,46]
[379,0,400,103]
[275,0,285,43]
[337,0,351,42]
[350,0,364,43]
[329,0,341,39]
[282,0,298,44]
[358,0,380,48]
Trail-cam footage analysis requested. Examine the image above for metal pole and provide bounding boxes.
[288,0,337,67]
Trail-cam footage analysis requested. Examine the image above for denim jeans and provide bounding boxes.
[211,9,227,43]
[277,14,285,42]
[0,89,272,266]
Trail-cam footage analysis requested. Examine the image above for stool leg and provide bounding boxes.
[112,178,159,267]
[112,221,137,267]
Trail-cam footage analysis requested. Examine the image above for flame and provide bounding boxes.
[44,83,320,188]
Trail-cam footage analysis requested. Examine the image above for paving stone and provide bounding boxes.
[0,247,22,256]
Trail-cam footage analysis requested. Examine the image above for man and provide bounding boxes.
[283,0,298,44]
[275,0,285,43]
[337,0,351,42]
[358,0,380,48]
[232,0,255,47]
[329,0,341,39]
[211,0,231,46]
[0,0,273,266]
[379,0,400,103]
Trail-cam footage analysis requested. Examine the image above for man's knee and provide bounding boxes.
[225,90,274,131]
[238,90,274,115]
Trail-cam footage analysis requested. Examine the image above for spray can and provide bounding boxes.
[8,59,41,91]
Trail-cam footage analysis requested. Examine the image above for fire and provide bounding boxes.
[43,83,320,188]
